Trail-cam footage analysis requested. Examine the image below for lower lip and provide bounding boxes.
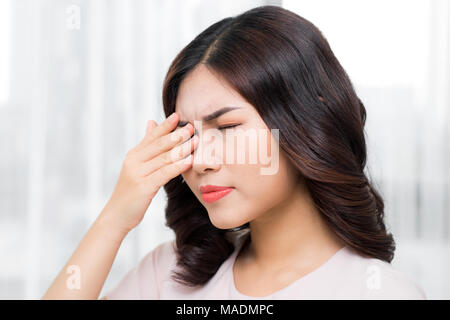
[201,188,234,203]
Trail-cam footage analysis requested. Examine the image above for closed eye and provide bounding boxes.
[218,124,240,131]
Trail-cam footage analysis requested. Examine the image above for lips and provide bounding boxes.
[200,185,233,193]
[200,185,234,203]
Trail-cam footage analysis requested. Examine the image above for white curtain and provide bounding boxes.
[1,0,448,299]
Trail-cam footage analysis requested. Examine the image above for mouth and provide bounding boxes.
[200,185,234,203]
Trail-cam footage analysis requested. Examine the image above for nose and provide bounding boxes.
[191,127,223,174]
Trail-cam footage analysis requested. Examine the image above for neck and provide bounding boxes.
[244,182,346,272]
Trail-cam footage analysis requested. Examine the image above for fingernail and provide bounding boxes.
[168,112,177,122]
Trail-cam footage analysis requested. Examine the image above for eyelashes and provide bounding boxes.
[192,124,240,136]
[217,124,240,131]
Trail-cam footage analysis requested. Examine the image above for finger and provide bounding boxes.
[146,113,179,145]
[137,113,179,150]
[137,123,194,162]
[143,153,194,190]
[141,134,198,177]
[136,119,157,150]
[146,120,157,135]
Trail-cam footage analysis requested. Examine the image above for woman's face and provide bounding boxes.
[176,64,300,230]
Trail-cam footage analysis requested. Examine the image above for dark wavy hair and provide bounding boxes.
[162,5,395,287]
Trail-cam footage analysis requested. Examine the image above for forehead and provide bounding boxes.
[175,64,250,120]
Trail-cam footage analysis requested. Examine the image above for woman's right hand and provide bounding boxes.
[101,112,198,235]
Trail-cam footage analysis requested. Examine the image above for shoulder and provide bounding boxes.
[145,239,178,276]
[136,239,178,285]
[364,261,426,299]
[104,239,177,300]
[339,247,426,300]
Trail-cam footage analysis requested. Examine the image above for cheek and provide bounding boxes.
[238,150,295,203]
[231,128,274,166]
[230,127,282,189]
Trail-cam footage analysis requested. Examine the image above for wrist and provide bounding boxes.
[95,207,130,243]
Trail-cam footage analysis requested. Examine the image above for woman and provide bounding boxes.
[43,5,426,300]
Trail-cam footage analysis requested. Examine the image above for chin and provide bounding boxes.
[207,213,246,230]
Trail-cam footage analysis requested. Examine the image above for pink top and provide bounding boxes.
[104,234,426,299]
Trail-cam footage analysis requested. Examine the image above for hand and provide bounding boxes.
[101,113,198,234]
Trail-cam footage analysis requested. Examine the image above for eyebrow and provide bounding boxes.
[177,106,242,127]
